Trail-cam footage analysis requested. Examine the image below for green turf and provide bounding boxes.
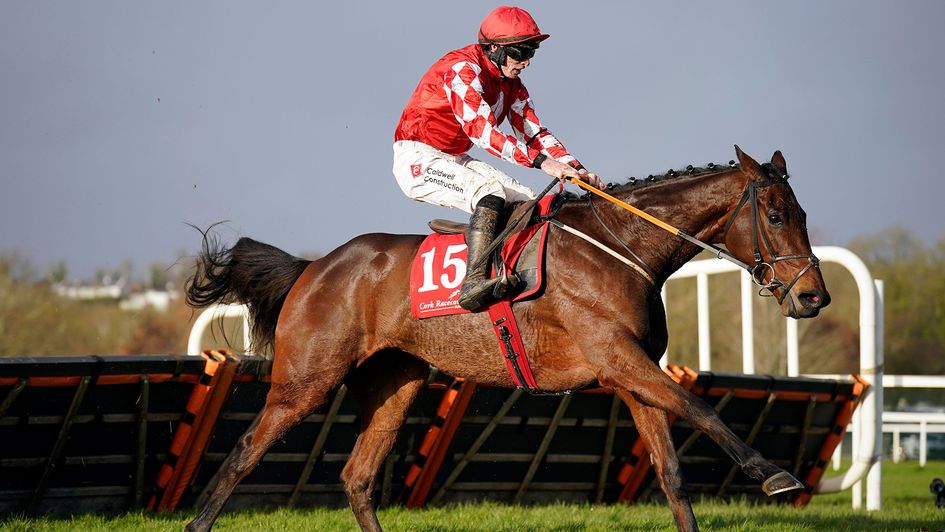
[2,461,943,531]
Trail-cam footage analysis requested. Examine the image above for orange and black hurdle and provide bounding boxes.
[0,354,868,515]
[0,354,208,515]
[150,350,239,512]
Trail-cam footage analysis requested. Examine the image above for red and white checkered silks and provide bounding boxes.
[395,44,580,170]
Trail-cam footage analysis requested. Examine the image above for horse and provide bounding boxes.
[184,146,829,532]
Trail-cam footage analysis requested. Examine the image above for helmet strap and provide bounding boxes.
[484,43,509,77]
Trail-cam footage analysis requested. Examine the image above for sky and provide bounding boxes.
[2,1,944,281]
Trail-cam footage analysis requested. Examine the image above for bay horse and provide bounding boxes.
[184,146,829,532]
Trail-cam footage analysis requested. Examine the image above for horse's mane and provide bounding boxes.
[564,159,741,201]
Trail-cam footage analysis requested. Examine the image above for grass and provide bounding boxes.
[2,461,943,531]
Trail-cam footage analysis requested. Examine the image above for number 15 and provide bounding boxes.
[417,244,467,292]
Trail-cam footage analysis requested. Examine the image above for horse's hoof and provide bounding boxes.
[762,471,803,496]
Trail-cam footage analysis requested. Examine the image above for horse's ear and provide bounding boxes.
[734,144,763,180]
[771,150,787,175]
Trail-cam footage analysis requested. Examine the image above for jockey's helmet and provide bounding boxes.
[477,6,550,46]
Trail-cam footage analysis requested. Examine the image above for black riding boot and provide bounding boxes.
[458,195,505,311]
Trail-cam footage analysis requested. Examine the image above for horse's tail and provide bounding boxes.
[186,228,311,355]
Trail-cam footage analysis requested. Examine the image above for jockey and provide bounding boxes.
[393,5,603,311]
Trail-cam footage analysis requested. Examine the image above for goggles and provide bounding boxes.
[504,43,538,61]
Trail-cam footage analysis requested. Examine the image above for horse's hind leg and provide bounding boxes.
[340,351,429,532]
[623,393,698,532]
[185,372,348,532]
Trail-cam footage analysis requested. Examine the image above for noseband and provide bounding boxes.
[721,173,820,303]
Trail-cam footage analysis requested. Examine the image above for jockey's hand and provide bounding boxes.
[540,158,605,190]
[576,168,604,190]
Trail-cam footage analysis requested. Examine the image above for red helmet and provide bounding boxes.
[477,6,550,45]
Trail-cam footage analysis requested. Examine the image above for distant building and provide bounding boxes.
[120,289,179,312]
[53,279,125,300]
[53,278,179,312]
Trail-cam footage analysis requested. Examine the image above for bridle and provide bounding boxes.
[721,169,821,303]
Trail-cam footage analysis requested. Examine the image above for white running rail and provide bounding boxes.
[884,411,945,467]
[187,303,251,357]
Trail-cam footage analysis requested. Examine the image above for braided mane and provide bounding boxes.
[605,161,740,195]
[559,160,742,201]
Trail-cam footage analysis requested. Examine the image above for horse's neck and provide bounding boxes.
[605,169,746,282]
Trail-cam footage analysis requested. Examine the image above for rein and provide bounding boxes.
[549,218,655,284]
[586,196,657,281]
[567,176,819,300]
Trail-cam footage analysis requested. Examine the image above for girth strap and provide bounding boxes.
[486,299,577,397]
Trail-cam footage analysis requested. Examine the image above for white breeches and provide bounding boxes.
[392,140,536,214]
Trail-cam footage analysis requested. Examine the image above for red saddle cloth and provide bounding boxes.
[409,195,555,319]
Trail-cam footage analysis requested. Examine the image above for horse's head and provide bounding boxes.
[723,146,830,318]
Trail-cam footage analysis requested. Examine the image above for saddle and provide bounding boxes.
[409,194,562,319]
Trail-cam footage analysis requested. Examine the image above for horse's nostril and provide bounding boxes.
[800,292,821,308]
[799,291,831,309]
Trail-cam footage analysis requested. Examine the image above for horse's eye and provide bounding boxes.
[767,213,784,226]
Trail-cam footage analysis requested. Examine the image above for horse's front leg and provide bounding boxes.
[590,333,802,496]
[623,394,698,532]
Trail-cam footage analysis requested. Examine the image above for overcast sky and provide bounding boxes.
[2,1,944,280]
